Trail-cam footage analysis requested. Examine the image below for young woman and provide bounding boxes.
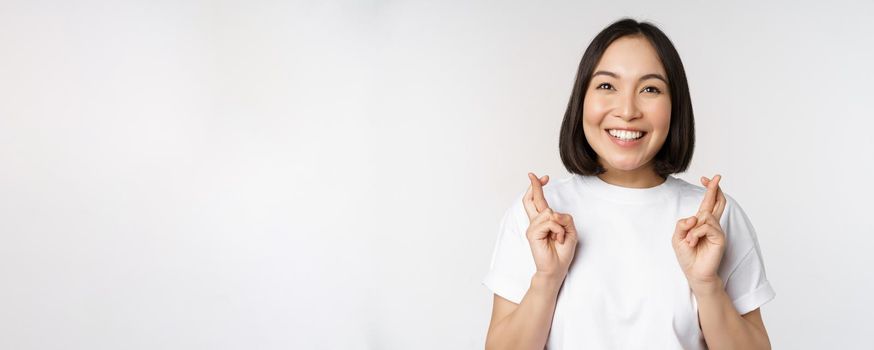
[483,18,775,349]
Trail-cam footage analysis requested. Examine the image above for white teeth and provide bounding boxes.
[608,129,644,140]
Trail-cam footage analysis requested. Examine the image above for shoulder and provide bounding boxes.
[719,191,759,251]
[669,175,708,201]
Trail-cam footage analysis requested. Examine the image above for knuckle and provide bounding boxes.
[703,214,713,224]
[553,212,563,222]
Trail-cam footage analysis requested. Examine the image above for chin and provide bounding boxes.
[605,159,646,172]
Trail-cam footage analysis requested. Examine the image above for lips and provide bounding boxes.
[605,128,647,140]
[605,129,646,147]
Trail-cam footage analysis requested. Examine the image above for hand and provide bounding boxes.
[522,172,579,282]
[671,174,728,292]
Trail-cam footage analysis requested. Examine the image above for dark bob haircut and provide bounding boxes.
[558,18,695,178]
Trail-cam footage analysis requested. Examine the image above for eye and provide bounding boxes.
[642,86,662,94]
[596,82,614,90]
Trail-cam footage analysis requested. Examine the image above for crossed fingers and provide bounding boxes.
[523,172,551,221]
[697,174,726,223]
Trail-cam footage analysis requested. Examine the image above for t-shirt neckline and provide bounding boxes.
[574,173,676,204]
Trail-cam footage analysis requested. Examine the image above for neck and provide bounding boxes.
[596,160,666,188]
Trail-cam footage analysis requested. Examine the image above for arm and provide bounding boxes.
[674,175,772,349]
[694,280,771,350]
[484,173,576,349]
[485,273,563,350]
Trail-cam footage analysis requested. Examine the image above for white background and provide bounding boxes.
[1,0,873,349]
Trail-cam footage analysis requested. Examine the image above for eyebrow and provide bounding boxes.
[592,70,668,84]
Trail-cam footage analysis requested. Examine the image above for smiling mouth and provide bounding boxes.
[605,129,647,141]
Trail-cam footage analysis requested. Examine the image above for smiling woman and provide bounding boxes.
[483,18,774,350]
[559,19,695,189]
[581,36,674,187]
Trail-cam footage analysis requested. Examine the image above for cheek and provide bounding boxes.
[582,97,609,126]
[584,95,610,113]
[651,106,672,149]
[644,100,671,131]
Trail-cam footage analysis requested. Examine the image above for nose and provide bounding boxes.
[613,92,643,122]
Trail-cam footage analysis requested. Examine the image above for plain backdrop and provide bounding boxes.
[1,0,873,349]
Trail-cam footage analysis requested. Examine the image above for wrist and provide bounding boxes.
[531,271,565,292]
[689,277,724,298]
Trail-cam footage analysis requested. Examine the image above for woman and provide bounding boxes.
[483,18,775,349]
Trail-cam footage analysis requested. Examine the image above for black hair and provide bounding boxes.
[558,17,695,178]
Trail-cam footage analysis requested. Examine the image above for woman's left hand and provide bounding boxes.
[671,174,728,292]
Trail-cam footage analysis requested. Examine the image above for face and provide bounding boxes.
[582,35,672,174]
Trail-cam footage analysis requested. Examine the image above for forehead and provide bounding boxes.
[594,35,666,77]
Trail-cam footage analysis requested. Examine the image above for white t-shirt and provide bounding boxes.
[483,174,775,349]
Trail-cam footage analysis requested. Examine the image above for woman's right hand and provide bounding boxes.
[523,172,579,283]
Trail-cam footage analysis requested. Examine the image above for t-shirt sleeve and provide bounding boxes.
[482,192,537,304]
[717,194,776,315]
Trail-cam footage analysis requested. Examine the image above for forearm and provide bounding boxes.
[693,280,770,350]
[486,273,562,350]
